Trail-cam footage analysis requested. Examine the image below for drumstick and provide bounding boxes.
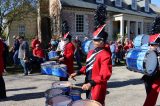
[70,85,82,89]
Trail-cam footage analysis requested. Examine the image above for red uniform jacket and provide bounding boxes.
[33,48,45,58]
[80,47,112,104]
[0,40,4,76]
[63,42,75,74]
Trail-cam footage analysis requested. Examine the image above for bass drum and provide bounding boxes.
[133,34,149,48]
[82,40,94,55]
[126,48,158,75]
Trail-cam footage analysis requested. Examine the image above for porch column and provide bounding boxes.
[135,21,138,35]
[127,20,130,40]
[120,18,124,40]
[141,21,144,34]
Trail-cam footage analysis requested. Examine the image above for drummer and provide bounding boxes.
[142,40,160,106]
[70,24,112,105]
[58,32,75,81]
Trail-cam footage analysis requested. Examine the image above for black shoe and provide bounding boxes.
[23,73,28,76]
[0,96,7,100]
[28,70,32,74]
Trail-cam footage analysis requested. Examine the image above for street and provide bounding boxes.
[0,66,160,106]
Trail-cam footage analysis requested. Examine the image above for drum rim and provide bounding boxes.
[68,99,102,106]
[143,50,158,75]
[52,81,72,88]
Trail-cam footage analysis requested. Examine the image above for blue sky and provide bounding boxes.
[152,0,160,7]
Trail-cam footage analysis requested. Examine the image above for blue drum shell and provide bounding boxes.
[126,48,157,75]
[70,90,81,101]
[48,51,58,59]
[133,34,149,48]
[41,65,52,75]
[51,65,67,78]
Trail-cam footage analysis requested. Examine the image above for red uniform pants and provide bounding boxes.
[144,79,160,106]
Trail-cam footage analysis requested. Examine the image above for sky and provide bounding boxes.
[152,0,160,7]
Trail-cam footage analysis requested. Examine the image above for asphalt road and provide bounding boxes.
[0,66,160,106]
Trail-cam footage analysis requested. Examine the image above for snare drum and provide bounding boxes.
[69,90,81,101]
[45,88,63,99]
[133,34,149,48]
[52,81,71,95]
[69,99,102,106]
[46,95,72,106]
[126,48,158,75]
[51,64,68,78]
[48,51,58,60]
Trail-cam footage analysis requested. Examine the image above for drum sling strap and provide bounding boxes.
[85,48,103,99]
[86,48,102,72]
[61,42,69,56]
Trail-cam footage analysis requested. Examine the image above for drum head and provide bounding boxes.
[52,81,72,88]
[142,35,149,45]
[47,95,72,105]
[69,99,102,106]
[45,88,63,98]
[145,50,157,75]
[88,41,94,51]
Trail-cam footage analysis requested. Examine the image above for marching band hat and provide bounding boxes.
[92,24,108,42]
[149,33,160,45]
[63,32,71,41]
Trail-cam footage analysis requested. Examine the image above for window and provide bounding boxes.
[115,0,122,7]
[18,24,25,36]
[76,15,84,33]
[96,0,104,4]
[132,0,137,10]
[145,0,149,12]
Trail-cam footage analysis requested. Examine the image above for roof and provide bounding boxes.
[150,4,160,14]
[61,0,157,18]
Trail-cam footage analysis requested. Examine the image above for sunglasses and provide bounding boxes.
[93,39,103,42]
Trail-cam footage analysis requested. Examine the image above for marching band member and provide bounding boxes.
[58,32,75,81]
[70,24,112,105]
[142,37,160,106]
[0,27,7,99]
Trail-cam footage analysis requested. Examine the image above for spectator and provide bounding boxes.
[115,41,123,64]
[33,44,45,61]
[11,35,20,66]
[31,35,40,49]
[73,36,82,69]
[110,41,116,66]
[18,36,30,76]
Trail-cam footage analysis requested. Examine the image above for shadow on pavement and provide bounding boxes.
[4,92,44,101]
[6,87,37,92]
[108,78,143,88]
